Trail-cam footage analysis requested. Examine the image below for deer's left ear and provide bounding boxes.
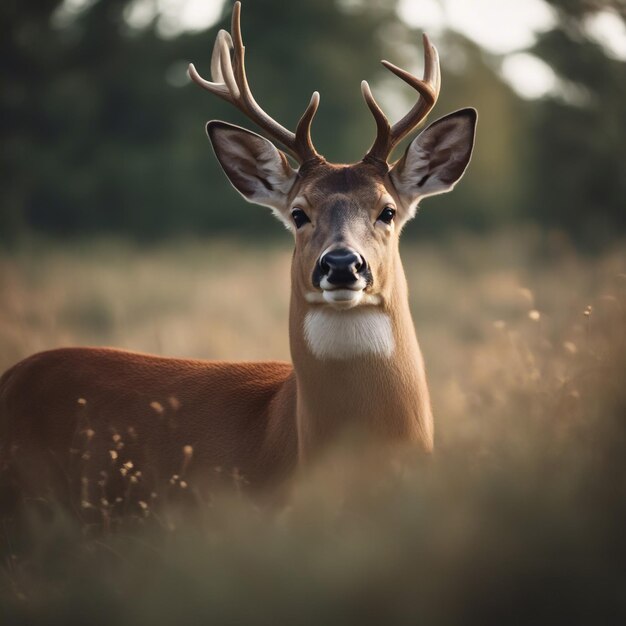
[390,108,476,215]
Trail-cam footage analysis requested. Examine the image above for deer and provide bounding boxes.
[0,2,475,509]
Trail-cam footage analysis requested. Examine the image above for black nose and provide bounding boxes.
[318,248,366,286]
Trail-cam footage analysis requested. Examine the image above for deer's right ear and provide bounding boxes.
[207,121,297,217]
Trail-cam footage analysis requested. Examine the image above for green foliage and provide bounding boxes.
[0,0,624,244]
[0,0,402,241]
[527,0,626,245]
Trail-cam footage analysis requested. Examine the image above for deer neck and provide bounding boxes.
[288,255,433,463]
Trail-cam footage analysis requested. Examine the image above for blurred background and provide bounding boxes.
[1,0,624,245]
[2,3,626,621]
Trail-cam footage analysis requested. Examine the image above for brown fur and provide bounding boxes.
[0,348,297,503]
[286,162,434,459]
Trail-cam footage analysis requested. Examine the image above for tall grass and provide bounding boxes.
[1,231,625,624]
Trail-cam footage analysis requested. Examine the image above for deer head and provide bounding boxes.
[189,2,476,313]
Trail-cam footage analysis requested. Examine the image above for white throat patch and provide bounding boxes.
[303,309,395,360]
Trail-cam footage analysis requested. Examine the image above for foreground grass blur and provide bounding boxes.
[1,231,625,624]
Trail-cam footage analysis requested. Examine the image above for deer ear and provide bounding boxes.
[207,121,297,218]
[390,108,477,216]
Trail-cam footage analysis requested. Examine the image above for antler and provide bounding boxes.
[361,34,441,164]
[188,2,321,164]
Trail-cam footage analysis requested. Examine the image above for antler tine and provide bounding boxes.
[361,80,391,164]
[294,91,321,162]
[363,33,441,164]
[210,30,225,84]
[189,1,321,164]
[218,30,241,99]
[188,58,231,102]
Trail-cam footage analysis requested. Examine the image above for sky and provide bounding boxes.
[57,0,626,99]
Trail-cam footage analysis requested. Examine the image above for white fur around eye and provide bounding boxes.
[375,220,394,232]
[304,309,395,360]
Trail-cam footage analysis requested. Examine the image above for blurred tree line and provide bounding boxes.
[0,0,624,245]
[528,0,626,242]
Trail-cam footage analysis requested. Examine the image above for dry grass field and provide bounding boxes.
[1,231,625,624]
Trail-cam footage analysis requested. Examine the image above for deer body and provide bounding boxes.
[0,3,475,504]
[0,349,297,493]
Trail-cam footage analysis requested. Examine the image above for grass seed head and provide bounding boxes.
[150,401,164,415]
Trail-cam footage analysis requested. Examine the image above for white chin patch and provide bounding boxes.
[305,290,382,309]
[322,289,363,309]
[303,309,395,360]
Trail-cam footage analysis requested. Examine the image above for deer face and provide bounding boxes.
[288,162,398,310]
[207,108,476,311]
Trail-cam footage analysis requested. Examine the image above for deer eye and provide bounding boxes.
[377,206,396,225]
[291,208,310,229]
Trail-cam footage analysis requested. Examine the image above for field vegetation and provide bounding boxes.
[1,231,625,624]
